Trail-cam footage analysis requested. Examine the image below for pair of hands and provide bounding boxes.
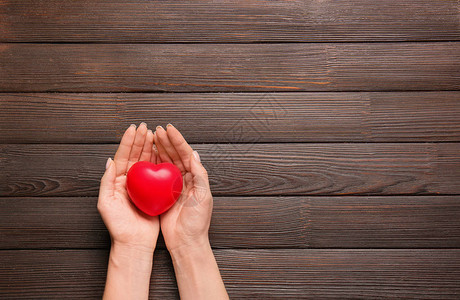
[98,122,212,255]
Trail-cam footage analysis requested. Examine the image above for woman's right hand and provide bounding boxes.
[153,124,213,253]
[154,124,228,300]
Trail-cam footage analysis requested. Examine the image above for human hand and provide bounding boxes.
[154,124,227,300]
[153,124,213,253]
[98,123,160,252]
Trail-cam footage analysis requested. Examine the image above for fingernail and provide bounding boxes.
[106,157,112,169]
[140,122,147,127]
[193,151,200,163]
[166,123,174,128]
[130,124,136,128]
[147,129,153,135]
[156,125,164,131]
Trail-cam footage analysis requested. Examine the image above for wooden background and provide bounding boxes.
[1,0,459,298]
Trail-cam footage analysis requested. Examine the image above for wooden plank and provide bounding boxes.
[1,196,459,249]
[433,143,460,194]
[1,92,459,143]
[367,92,460,142]
[0,196,306,249]
[307,195,460,248]
[0,0,458,42]
[1,43,459,92]
[1,249,459,298]
[1,143,459,197]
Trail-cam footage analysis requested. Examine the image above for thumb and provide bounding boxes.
[190,151,210,191]
[99,158,116,199]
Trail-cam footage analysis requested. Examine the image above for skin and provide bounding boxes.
[98,123,228,300]
[98,123,159,300]
[155,124,228,300]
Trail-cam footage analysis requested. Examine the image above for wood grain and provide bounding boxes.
[0,0,458,42]
[0,143,459,197]
[1,249,459,299]
[1,92,459,143]
[1,43,459,92]
[1,196,459,249]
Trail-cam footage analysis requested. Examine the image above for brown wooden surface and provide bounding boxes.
[1,92,459,143]
[1,196,459,249]
[1,0,459,298]
[1,249,459,299]
[1,43,459,92]
[1,0,458,43]
[1,143,459,197]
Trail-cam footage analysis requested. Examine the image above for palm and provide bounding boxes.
[107,175,159,248]
[161,173,195,245]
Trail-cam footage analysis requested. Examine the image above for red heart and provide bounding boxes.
[126,161,183,216]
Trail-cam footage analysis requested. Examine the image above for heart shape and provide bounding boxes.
[126,161,183,216]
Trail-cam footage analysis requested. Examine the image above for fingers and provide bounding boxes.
[127,122,148,171]
[166,124,194,172]
[99,158,116,200]
[155,125,185,172]
[190,151,210,191]
[139,129,154,162]
[151,143,158,164]
[153,126,173,164]
[114,124,136,176]
[114,123,188,172]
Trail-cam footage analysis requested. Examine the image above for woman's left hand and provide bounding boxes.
[98,123,160,252]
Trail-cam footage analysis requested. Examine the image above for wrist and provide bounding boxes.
[169,237,211,263]
[109,241,154,275]
[169,239,228,300]
[103,241,154,300]
[169,239,216,280]
[111,240,156,255]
